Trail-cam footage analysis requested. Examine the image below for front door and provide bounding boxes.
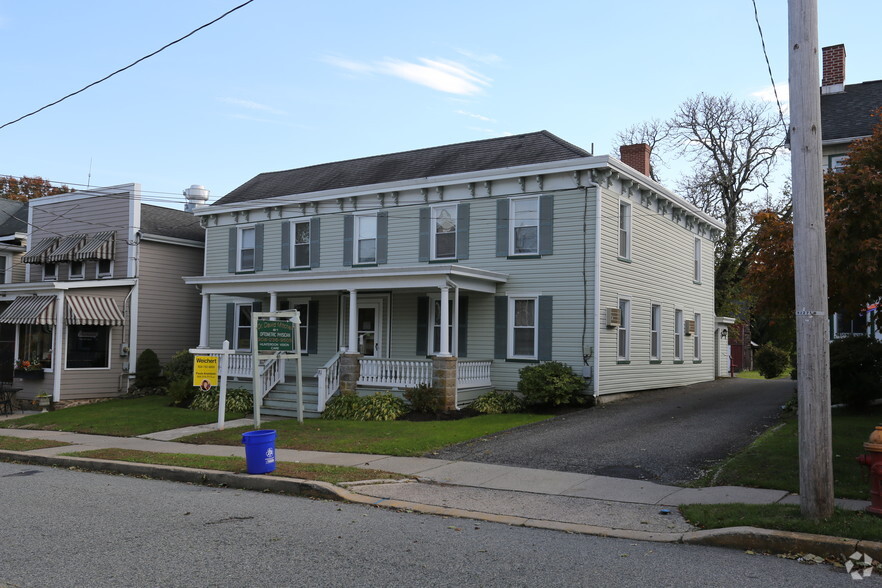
[357,304,380,357]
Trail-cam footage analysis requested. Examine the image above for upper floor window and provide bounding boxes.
[97,259,113,279]
[43,263,57,281]
[693,237,702,282]
[432,204,457,260]
[70,260,84,280]
[619,202,632,259]
[617,298,631,361]
[292,221,310,268]
[355,214,377,264]
[510,197,539,255]
[238,226,256,272]
[823,154,848,173]
[650,303,661,360]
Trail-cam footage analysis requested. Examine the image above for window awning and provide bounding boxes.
[22,237,59,264]
[74,231,116,261]
[0,296,56,324]
[46,233,88,263]
[66,295,125,326]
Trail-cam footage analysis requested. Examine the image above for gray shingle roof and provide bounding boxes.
[0,199,28,236]
[141,204,204,242]
[821,80,882,143]
[213,131,592,206]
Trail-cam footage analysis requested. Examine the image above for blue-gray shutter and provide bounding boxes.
[538,295,553,360]
[310,217,320,268]
[252,300,262,313]
[457,296,468,357]
[494,296,507,359]
[539,195,554,255]
[254,224,264,272]
[496,199,509,257]
[418,208,430,262]
[376,211,388,264]
[457,203,470,261]
[343,215,353,266]
[281,221,291,270]
[307,301,319,354]
[416,296,429,356]
[228,227,237,273]
[225,303,235,344]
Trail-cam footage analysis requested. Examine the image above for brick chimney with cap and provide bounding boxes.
[619,143,652,177]
[822,44,846,94]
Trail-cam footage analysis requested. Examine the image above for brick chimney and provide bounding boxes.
[822,44,845,93]
[620,143,651,177]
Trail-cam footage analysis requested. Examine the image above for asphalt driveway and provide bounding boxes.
[434,378,796,485]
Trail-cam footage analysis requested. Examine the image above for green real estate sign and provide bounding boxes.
[256,320,295,352]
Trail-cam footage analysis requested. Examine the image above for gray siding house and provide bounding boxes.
[0,184,204,402]
[186,132,724,416]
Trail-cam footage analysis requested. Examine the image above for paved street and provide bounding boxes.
[0,462,856,587]
[435,378,795,484]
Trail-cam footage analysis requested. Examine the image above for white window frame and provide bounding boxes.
[674,308,684,361]
[96,259,114,279]
[280,298,311,352]
[431,203,457,260]
[0,253,11,283]
[43,263,57,281]
[694,237,702,283]
[508,296,538,360]
[650,303,661,360]
[617,297,631,361]
[354,213,377,265]
[69,260,85,280]
[237,225,256,272]
[428,296,455,356]
[234,303,253,351]
[619,201,631,259]
[290,220,311,269]
[65,325,112,370]
[509,196,540,256]
[693,313,702,361]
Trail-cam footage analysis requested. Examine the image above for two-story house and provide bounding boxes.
[186,132,725,416]
[0,184,205,403]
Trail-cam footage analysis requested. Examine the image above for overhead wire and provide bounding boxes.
[751,0,789,137]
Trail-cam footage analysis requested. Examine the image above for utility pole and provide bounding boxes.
[788,0,834,519]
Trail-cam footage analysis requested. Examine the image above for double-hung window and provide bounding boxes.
[510,197,539,255]
[355,214,377,264]
[509,297,537,359]
[235,303,253,351]
[238,227,256,272]
[432,204,457,260]
[650,304,661,360]
[674,309,684,361]
[292,221,310,268]
[693,237,702,282]
[619,202,631,259]
[693,313,702,361]
[617,298,630,361]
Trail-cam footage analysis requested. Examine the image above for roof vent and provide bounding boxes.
[184,185,210,212]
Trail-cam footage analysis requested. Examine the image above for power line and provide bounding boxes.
[0,0,256,132]
[752,0,789,137]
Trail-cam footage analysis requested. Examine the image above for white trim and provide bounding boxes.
[508,296,538,360]
[352,211,377,265]
[0,253,11,284]
[96,259,114,279]
[508,195,540,256]
[52,291,65,400]
[427,294,455,356]
[237,225,256,272]
[289,219,311,269]
[128,185,141,279]
[140,234,205,248]
[593,186,601,396]
[430,203,457,261]
[617,297,631,361]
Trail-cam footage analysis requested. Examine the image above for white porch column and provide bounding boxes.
[438,286,451,357]
[348,289,358,353]
[198,293,210,348]
[269,291,278,312]
[52,291,65,402]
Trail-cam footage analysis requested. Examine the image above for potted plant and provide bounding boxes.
[14,359,45,380]
[33,393,52,412]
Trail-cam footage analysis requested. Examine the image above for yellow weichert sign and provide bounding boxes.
[193,355,219,388]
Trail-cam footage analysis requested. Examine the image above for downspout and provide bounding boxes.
[52,290,65,402]
[592,179,602,398]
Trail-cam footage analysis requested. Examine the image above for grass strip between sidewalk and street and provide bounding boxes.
[0,435,71,451]
[61,448,405,485]
[680,503,882,542]
[179,414,552,456]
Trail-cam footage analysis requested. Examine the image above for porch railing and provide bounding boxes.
[315,351,342,411]
[456,360,492,389]
[358,358,432,388]
[224,353,284,398]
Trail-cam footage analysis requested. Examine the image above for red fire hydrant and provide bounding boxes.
[857,426,882,516]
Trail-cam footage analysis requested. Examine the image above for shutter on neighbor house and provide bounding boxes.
[307,301,318,354]
[416,296,429,356]
[253,224,264,272]
[538,295,553,361]
[539,195,554,256]
[227,227,237,273]
[280,221,291,270]
[494,296,507,359]
[377,211,388,264]
[457,203,470,261]
[343,215,353,267]
[457,296,468,357]
[252,301,262,313]
[225,303,235,343]
[496,199,509,257]
[310,217,321,268]
[418,208,430,262]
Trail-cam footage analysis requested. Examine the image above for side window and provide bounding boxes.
[617,298,630,361]
[650,303,661,360]
[619,201,631,260]
[509,197,539,255]
[431,204,457,260]
[508,297,537,359]
[693,237,702,283]
[674,309,684,361]
[238,227,256,272]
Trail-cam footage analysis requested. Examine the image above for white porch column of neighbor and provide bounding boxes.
[269,291,277,312]
[198,293,210,348]
[347,289,358,352]
[52,291,65,401]
[438,286,451,357]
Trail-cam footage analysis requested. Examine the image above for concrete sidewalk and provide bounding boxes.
[0,415,877,559]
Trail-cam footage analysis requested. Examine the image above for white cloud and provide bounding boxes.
[752,84,790,114]
[218,97,287,116]
[323,54,491,96]
[455,109,495,122]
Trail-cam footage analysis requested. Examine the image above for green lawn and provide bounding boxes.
[181,414,552,456]
[0,435,70,451]
[0,396,245,437]
[736,369,791,380]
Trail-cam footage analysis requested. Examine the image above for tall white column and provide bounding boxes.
[348,289,358,353]
[438,286,451,357]
[198,293,210,348]
[269,291,278,313]
[52,291,65,402]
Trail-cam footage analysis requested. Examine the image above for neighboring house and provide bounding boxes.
[186,131,725,417]
[819,44,882,338]
[0,184,205,402]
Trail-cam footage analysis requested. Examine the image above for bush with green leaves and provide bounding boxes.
[403,383,444,414]
[167,378,197,408]
[164,350,194,385]
[190,387,253,413]
[471,390,524,414]
[131,349,164,394]
[322,391,407,421]
[830,336,882,408]
[517,361,586,406]
[754,343,789,379]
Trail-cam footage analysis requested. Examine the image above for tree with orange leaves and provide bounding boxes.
[0,175,71,202]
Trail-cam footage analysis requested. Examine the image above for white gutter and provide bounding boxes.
[593,181,602,398]
[52,290,65,402]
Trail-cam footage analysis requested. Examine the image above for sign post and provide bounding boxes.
[251,310,303,427]
[189,340,233,430]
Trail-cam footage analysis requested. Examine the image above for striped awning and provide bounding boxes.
[21,237,59,264]
[0,296,56,325]
[74,231,115,261]
[46,233,88,263]
[65,295,125,326]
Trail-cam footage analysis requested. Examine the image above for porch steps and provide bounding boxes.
[260,380,323,419]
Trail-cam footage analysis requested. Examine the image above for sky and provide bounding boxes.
[0,1,879,209]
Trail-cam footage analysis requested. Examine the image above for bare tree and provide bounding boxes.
[613,118,670,183]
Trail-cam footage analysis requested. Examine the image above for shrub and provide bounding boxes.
[517,361,586,407]
[754,343,789,379]
[190,387,253,413]
[829,336,882,409]
[132,349,164,394]
[167,378,197,408]
[471,390,525,414]
[164,350,194,385]
[403,383,444,414]
[322,391,407,421]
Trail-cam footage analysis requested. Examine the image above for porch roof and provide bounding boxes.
[185,264,508,296]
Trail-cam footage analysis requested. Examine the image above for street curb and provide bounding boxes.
[682,527,882,560]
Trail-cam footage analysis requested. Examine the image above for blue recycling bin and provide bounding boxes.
[242,429,277,474]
